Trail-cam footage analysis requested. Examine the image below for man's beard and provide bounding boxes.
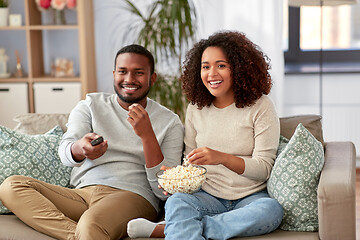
[114,85,151,104]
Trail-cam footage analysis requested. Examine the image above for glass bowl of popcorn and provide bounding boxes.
[157,165,207,194]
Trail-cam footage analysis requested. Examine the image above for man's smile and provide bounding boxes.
[121,84,140,93]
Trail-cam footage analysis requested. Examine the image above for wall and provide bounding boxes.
[92,0,284,113]
[92,0,359,155]
[92,0,226,94]
[284,72,360,156]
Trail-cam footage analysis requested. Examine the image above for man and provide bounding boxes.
[0,44,184,240]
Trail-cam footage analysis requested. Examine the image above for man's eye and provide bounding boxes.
[136,71,144,75]
[118,70,126,74]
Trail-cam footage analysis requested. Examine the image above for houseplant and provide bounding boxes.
[122,0,197,121]
[0,0,8,8]
[0,0,9,26]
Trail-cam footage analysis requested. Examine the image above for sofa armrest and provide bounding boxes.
[317,141,356,240]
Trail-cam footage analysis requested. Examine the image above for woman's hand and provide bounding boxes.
[186,147,224,165]
[187,147,245,174]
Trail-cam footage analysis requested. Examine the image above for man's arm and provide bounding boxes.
[71,133,108,162]
[127,103,184,199]
[59,98,107,167]
[127,103,164,168]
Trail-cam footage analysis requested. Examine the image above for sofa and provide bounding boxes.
[0,113,356,240]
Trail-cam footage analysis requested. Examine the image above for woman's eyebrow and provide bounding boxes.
[201,60,228,64]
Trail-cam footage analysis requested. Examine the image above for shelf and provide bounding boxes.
[0,0,96,119]
[0,78,28,83]
[0,26,26,30]
[0,25,77,31]
[28,25,78,30]
[32,76,81,82]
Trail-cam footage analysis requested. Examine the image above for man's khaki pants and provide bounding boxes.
[0,175,157,240]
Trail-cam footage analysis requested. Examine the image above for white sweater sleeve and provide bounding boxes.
[145,118,184,200]
[58,98,92,168]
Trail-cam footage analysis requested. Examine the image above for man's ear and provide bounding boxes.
[150,72,157,86]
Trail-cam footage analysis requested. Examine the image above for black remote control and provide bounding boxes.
[91,136,104,146]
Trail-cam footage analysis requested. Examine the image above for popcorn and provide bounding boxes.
[182,156,190,166]
[157,165,206,194]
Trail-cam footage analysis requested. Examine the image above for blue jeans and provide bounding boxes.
[164,189,283,240]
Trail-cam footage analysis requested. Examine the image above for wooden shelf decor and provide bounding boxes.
[0,0,97,113]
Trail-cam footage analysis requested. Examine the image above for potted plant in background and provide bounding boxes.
[122,0,197,121]
[0,0,9,26]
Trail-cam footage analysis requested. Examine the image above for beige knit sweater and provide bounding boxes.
[184,95,280,200]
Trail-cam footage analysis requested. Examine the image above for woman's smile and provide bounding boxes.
[208,80,223,88]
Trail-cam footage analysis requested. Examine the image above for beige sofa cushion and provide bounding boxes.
[12,114,324,144]
[13,113,69,135]
[0,215,56,240]
[279,115,324,146]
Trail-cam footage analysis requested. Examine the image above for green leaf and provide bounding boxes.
[120,0,197,121]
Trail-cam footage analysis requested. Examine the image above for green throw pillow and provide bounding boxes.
[277,135,289,157]
[0,125,72,214]
[267,123,325,231]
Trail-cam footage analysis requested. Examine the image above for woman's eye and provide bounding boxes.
[218,64,226,68]
[202,65,209,70]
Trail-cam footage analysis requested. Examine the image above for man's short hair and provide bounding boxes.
[114,44,155,74]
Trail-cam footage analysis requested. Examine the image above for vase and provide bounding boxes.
[0,8,9,26]
[53,9,66,25]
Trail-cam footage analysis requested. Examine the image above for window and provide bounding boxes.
[284,2,360,63]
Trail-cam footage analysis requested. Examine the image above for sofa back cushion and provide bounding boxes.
[13,113,70,135]
[13,113,324,144]
[280,115,324,146]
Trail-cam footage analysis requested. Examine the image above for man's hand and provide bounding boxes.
[71,133,108,162]
[127,103,164,168]
[158,165,171,196]
[127,103,153,138]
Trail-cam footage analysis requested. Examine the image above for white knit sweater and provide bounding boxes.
[58,93,184,212]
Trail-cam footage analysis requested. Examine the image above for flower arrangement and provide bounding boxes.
[35,0,76,11]
[35,0,76,25]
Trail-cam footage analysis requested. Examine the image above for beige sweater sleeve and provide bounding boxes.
[241,96,280,181]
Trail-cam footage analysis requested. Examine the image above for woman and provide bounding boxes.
[127,31,283,240]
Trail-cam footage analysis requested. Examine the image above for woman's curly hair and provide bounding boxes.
[181,31,272,109]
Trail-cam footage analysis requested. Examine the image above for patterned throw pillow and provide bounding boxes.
[267,123,325,231]
[0,125,72,214]
[277,135,289,156]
